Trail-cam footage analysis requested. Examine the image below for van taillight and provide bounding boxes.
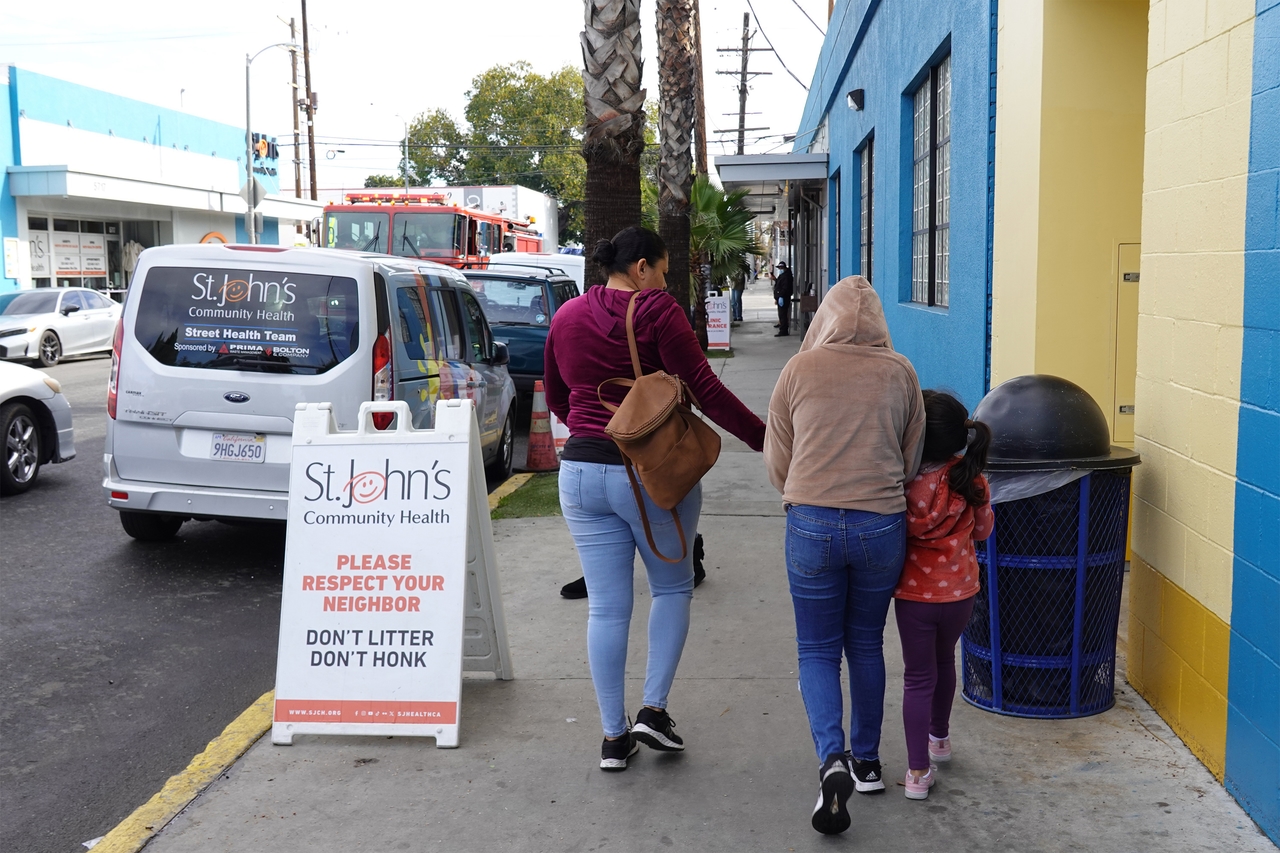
[107,318,123,419]
[371,331,394,429]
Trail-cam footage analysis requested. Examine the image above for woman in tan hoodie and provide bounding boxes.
[764,276,925,835]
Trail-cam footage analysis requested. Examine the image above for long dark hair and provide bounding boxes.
[921,390,991,507]
[591,226,667,276]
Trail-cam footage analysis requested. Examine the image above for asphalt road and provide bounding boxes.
[0,355,289,852]
[0,357,536,853]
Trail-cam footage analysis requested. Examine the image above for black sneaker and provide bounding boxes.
[600,732,639,771]
[848,754,886,794]
[560,577,588,599]
[811,753,854,835]
[693,534,706,588]
[632,707,684,751]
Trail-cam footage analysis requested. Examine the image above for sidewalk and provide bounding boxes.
[143,305,1272,852]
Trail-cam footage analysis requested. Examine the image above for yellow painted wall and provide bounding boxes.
[1034,0,1149,438]
[1129,0,1254,779]
[990,0,1045,384]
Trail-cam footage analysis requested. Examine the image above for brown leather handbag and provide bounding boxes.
[597,291,722,563]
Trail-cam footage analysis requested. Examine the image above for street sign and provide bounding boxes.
[706,290,731,351]
[271,399,513,748]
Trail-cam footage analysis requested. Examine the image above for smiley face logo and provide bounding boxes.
[344,471,387,504]
[219,279,251,304]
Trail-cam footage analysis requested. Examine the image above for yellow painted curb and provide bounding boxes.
[488,472,534,510]
[94,471,537,850]
[92,690,274,853]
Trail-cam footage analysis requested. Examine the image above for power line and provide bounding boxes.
[788,0,826,36]
[744,0,809,92]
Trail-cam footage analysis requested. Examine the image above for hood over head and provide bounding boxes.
[583,284,664,339]
[799,276,893,351]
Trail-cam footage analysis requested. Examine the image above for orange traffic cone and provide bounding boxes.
[526,380,560,472]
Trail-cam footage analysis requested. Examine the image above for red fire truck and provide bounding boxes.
[321,192,544,267]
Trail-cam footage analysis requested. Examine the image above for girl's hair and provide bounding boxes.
[921,390,992,507]
[591,226,667,276]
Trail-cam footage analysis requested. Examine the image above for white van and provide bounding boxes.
[485,252,585,291]
[103,245,516,541]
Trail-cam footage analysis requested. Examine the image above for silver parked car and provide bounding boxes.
[103,244,516,541]
[0,360,76,495]
[0,287,123,367]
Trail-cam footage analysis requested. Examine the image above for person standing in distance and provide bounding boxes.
[772,262,794,336]
[544,226,766,771]
[765,276,925,834]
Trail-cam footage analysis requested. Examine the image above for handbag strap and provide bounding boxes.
[624,290,643,379]
[621,453,688,564]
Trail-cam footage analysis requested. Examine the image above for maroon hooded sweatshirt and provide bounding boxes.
[543,286,765,452]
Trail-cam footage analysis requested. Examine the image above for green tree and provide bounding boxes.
[689,173,763,344]
[366,64,588,242]
[364,174,404,188]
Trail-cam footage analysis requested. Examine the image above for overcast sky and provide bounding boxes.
[2,0,827,199]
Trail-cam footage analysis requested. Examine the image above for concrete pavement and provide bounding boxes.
[140,281,1272,852]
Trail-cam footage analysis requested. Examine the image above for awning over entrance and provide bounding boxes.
[6,165,323,222]
[713,153,828,216]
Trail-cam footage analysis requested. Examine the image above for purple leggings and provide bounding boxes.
[894,596,976,771]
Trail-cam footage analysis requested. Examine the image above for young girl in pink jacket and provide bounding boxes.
[893,391,994,799]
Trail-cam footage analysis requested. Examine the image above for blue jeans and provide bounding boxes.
[785,505,906,764]
[560,461,701,738]
[730,288,743,321]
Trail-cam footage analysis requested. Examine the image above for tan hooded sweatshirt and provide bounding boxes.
[764,276,925,514]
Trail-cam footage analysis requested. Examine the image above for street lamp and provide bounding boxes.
[245,42,295,245]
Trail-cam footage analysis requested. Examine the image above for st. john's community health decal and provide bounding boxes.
[272,399,512,748]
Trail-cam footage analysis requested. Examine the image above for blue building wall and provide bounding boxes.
[1,71,17,290]
[796,0,995,410]
[10,67,278,194]
[1227,0,1280,843]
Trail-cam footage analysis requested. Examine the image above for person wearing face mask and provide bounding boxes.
[544,226,765,771]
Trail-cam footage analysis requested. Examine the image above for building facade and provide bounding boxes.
[1,66,322,295]
[793,0,1279,841]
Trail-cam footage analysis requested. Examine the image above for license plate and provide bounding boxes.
[210,432,266,463]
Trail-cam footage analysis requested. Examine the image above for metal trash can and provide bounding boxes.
[961,375,1140,718]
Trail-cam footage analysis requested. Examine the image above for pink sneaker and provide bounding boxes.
[928,735,951,763]
[904,767,935,800]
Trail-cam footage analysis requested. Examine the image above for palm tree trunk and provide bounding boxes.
[656,0,696,324]
[581,0,648,287]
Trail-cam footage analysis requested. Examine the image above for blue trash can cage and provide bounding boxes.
[961,375,1140,719]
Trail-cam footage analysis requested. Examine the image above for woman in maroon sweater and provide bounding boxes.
[545,227,764,771]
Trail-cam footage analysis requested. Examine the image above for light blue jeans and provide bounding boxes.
[560,460,701,738]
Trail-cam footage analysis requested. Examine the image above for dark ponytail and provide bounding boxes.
[921,390,991,507]
[591,226,667,276]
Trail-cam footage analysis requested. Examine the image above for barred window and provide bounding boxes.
[860,139,874,284]
[832,171,841,279]
[910,54,951,307]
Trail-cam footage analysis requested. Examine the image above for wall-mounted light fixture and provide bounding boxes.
[846,89,864,111]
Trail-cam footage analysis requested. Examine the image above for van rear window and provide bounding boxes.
[132,266,360,374]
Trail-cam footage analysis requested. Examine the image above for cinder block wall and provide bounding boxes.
[1225,0,1280,841]
[1129,0,1254,780]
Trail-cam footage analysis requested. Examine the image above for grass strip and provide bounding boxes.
[491,471,562,518]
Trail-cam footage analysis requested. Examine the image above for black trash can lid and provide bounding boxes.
[973,375,1141,471]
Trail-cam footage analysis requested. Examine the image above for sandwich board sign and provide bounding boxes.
[705,290,731,351]
[272,399,513,748]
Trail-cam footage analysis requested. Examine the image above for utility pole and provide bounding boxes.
[691,0,707,174]
[716,14,771,155]
[301,0,318,200]
[289,17,302,201]
[736,12,749,156]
